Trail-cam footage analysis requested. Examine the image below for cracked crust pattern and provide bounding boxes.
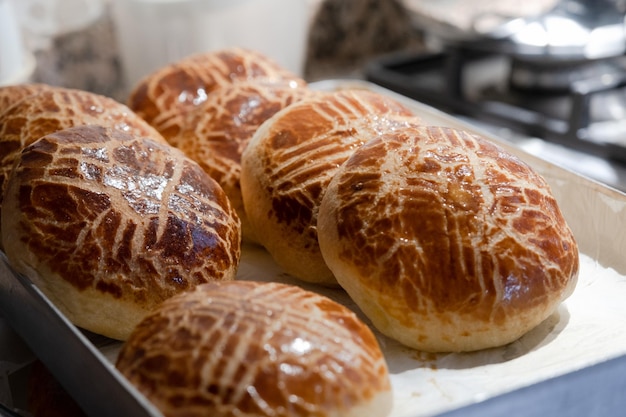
[1,125,241,340]
[317,126,579,352]
[116,280,392,417]
[169,81,313,243]
[0,85,166,248]
[0,83,51,116]
[127,48,307,140]
[241,89,417,285]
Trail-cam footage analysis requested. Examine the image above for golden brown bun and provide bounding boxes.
[127,47,307,140]
[240,89,418,285]
[116,280,392,417]
[0,83,51,116]
[317,126,579,352]
[1,125,241,340]
[0,85,167,250]
[169,81,313,244]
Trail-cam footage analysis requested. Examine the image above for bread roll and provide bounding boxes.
[240,89,417,285]
[116,280,392,417]
[0,85,167,249]
[169,81,313,243]
[127,48,307,140]
[317,126,579,352]
[0,83,50,116]
[1,125,241,340]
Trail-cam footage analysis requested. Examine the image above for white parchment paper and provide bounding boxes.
[237,246,626,417]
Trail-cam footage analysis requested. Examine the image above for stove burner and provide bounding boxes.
[365,47,626,162]
[509,57,626,92]
[446,0,626,61]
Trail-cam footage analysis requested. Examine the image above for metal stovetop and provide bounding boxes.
[365,48,626,193]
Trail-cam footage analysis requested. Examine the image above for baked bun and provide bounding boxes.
[0,85,167,248]
[127,47,307,140]
[0,83,51,116]
[240,89,417,285]
[1,125,241,340]
[317,126,579,352]
[116,280,392,417]
[169,81,313,243]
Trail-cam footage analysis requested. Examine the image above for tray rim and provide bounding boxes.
[1,79,625,417]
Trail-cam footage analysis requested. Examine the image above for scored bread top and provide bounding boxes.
[169,81,313,243]
[1,125,241,340]
[240,88,418,285]
[0,85,167,249]
[0,83,51,116]
[127,47,307,139]
[116,280,392,417]
[317,126,579,352]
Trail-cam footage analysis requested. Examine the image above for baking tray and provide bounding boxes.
[1,80,626,417]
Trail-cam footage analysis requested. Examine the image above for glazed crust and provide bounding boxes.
[1,125,241,340]
[116,280,392,417]
[240,89,417,285]
[169,81,312,243]
[317,126,579,352]
[127,47,307,140]
[0,85,167,249]
[0,83,51,116]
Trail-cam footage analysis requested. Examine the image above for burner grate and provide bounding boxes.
[365,47,626,163]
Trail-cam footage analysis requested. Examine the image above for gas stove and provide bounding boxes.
[366,47,626,156]
[366,0,626,192]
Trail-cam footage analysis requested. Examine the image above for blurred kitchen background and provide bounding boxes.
[3,0,626,192]
[0,0,425,100]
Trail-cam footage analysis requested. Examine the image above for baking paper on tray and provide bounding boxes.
[235,246,626,417]
[6,245,620,417]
